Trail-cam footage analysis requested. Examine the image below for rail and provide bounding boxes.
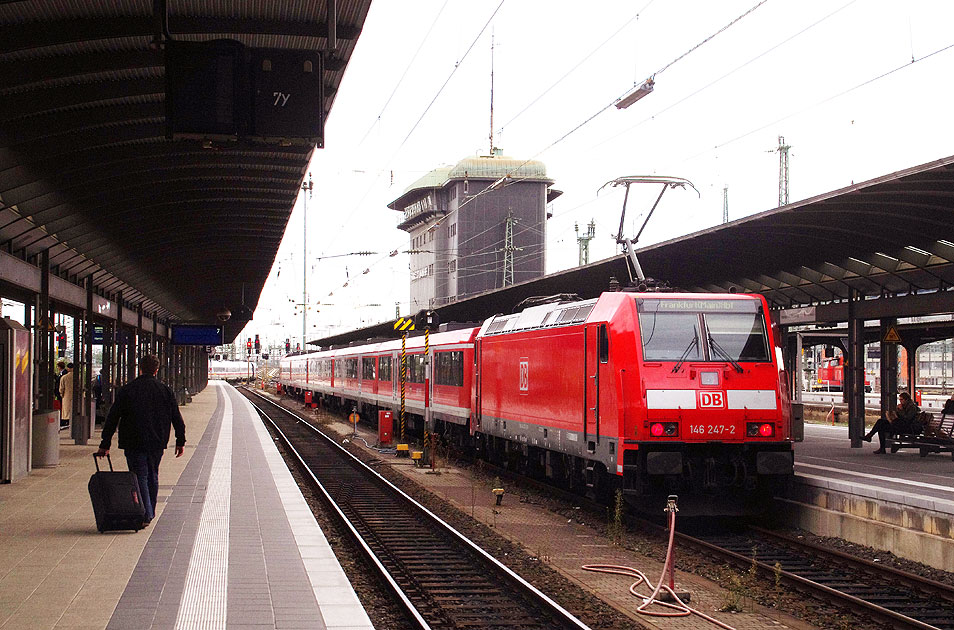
[243,388,592,630]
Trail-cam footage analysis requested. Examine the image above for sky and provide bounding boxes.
[239,0,954,352]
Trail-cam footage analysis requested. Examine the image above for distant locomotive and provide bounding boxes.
[279,291,797,511]
[209,359,256,382]
[815,355,872,393]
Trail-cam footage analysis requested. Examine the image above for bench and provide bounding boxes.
[885,413,954,460]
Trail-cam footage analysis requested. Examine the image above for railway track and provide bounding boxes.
[683,525,954,630]
[454,446,954,629]
[243,389,591,630]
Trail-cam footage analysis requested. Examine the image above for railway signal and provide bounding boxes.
[254,334,261,354]
[56,327,67,356]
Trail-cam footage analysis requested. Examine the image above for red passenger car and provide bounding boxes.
[279,328,477,432]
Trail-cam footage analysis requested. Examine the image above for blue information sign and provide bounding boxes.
[171,324,223,346]
[90,325,105,345]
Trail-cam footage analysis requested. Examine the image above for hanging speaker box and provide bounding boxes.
[250,49,324,147]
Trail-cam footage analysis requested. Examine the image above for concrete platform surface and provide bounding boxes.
[791,423,954,571]
[0,381,370,630]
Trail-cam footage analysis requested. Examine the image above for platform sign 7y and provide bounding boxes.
[519,359,529,394]
[699,391,725,408]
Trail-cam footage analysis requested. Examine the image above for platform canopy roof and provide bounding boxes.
[316,154,954,348]
[0,0,372,342]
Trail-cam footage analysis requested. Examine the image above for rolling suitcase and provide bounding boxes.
[88,454,146,532]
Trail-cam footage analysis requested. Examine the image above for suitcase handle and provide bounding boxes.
[93,453,113,472]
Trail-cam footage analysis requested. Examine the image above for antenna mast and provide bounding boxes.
[777,135,790,206]
[722,186,729,223]
[575,220,596,266]
[489,29,495,154]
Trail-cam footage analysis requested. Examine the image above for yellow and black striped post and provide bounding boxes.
[400,331,407,441]
[423,326,429,457]
[393,317,414,443]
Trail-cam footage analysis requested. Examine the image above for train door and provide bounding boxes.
[392,351,398,404]
[584,323,607,450]
[472,338,482,434]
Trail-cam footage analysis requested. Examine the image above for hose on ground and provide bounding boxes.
[582,498,737,630]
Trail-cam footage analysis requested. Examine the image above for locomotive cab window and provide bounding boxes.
[705,312,770,362]
[636,298,769,363]
[638,311,702,361]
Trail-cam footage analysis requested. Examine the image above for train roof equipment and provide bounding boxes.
[599,175,700,285]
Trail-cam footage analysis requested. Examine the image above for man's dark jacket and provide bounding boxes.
[100,375,186,451]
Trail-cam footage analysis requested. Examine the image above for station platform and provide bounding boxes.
[0,381,372,630]
[788,422,954,571]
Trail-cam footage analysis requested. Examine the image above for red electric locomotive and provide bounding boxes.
[471,291,795,509]
[278,291,796,512]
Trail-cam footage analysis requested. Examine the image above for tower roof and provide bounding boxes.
[389,154,553,210]
[447,155,551,182]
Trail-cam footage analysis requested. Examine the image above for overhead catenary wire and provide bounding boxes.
[496,1,654,137]
[324,1,787,304]
[673,38,954,168]
[590,0,859,153]
[354,0,450,149]
[329,1,768,280]
[653,0,771,77]
[320,1,506,254]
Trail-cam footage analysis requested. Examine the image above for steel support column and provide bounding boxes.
[786,330,803,402]
[69,314,87,444]
[847,289,865,447]
[37,250,53,411]
[880,318,899,422]
[102,320,113,409]
[126,324,135,382]
[114,292,124,387]
[24,301,33,412]
[136,303,143,370]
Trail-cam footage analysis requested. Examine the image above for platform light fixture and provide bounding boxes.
[615,77,655,110]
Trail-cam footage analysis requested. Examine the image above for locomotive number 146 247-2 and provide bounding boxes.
[688,424,737,436]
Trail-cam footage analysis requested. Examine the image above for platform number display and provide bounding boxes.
[519,359,529,394]
[699,391,726,408]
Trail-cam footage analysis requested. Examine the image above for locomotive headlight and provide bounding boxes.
[650,422,678,437]
[700,371,720,386]
[747,422,775,437]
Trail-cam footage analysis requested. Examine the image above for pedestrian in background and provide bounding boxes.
[58,362,73,427]
[95,354,185,525]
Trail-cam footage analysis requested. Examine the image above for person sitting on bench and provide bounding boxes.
[864,392,920,454]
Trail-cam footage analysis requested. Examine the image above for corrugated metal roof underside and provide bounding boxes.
[0,0,372,342]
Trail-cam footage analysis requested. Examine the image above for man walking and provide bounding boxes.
[95,354,185,525]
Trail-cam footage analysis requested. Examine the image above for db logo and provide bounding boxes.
[699,391,725,408]
[519,359,529,393]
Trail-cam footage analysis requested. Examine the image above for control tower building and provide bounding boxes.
[389,152,562,311]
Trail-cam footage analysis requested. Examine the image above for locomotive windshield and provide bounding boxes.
[636,299,770,363]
